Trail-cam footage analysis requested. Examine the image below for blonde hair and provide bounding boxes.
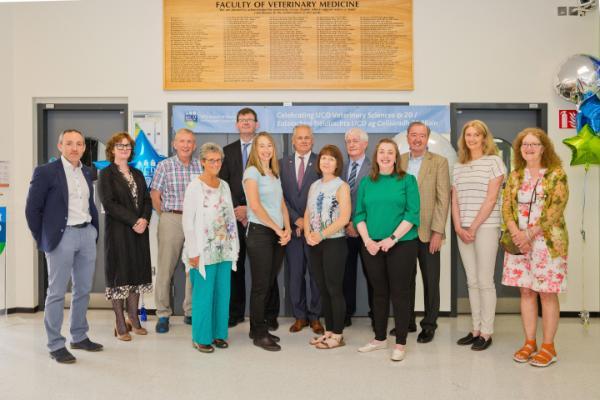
[512,127,562,170]
[457,120,499,164]
[245,132,280,178]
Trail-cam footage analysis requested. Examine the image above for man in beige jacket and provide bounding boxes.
[400,121,450,343]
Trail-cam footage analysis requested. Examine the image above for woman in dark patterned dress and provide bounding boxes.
[98,132,153,341]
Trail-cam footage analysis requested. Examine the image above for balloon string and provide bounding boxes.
[580,168,587,322]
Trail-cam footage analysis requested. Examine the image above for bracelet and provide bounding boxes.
[319,231,325,240]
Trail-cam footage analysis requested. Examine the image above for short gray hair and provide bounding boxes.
[58,129,85,144]
[292,124,313,138]
[174,128,196,141]
[344,127,368,142]
[199,142,224,160]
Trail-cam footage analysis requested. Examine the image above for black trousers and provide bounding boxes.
[408,239,441,330]
[361,239,417,345]
[246,223,285,337]
[230,221,280,322]
[343,236,374,318]
[309,238,348,335]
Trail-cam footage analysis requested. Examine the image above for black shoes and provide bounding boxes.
[417,329,435,343]
[249,330,280,342]
[183,316,192,325]
[266,318,279,331]
[228,316,244,328]
[471,336,493,351]
[253,335,281,351]
[213,339,229,349]
[49,347,76,364]
[456,333,493,350]
[344,316,352,327]
[456,332,477,345]
[70,338,103,352]
[193,343,215,353]
[52,339,102,363]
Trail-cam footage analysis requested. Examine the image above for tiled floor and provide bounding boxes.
[0,311,598,400]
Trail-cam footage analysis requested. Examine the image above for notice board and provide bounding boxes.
[164,0,413,90]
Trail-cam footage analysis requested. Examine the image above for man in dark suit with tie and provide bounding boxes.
[25,129,103,364]
[220,107,280,330]
[342,127,374,327]
[279,124,324,334]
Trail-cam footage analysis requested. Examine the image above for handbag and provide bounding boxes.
[500,178,540,256]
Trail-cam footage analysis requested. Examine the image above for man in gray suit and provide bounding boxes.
[342,127,373,327]
[280,124,324,334]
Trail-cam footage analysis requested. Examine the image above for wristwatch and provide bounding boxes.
[389,234,399,243]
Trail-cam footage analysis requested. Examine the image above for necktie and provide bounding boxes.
[242,143,250,168]
[348,161,358,191]
[297,156,305,189]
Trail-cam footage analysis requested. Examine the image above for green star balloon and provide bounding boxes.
[563,124,600,168]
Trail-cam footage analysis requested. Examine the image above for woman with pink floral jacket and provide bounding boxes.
[501,128,569,368]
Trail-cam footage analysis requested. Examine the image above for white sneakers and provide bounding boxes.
[358,340,387,353]
[390,348,406,362]
[358,340,406,361]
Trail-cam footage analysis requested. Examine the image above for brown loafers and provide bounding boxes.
[289,319,309,333]
[310,319,325,335]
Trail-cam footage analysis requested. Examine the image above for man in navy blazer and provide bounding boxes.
[342,127,374,327]
[280,124,324,334]
[25,129,102,364]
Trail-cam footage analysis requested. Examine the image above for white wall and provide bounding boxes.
[0,6,15,310]
[1,0,598,312]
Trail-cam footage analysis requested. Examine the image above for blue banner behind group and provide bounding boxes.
[172,105,450,135]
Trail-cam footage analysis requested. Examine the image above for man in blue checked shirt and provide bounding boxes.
[150,128,202,333]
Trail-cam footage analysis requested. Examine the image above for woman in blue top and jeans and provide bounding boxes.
[243,132,292,352]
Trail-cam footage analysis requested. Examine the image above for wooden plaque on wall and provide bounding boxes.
[164,0,413,90]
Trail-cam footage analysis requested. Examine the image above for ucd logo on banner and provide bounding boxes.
[0,207,5,255]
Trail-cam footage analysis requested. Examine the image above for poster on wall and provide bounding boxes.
[0,207,6,256]
[0,207,5,314]
[132,112,164,153]
[171,104,449,135]
[164,0,413,90]
[0,161,9,188]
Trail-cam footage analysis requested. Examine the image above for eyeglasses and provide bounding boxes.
[115,143,132,150]
[521,143,542,148]
[203,158,222,164]
[345,139,362,145]
[237,118,256,123]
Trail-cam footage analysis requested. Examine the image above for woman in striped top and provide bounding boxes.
[451,120,506,351]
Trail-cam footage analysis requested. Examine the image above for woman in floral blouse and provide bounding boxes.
[182,143,239,353]
[304,145,351,349]
[501,128,568,367]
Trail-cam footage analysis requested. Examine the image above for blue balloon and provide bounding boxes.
[93,130,167,187]
[93,160,111,170]
[130,131,167,187]
[578,93,600,134]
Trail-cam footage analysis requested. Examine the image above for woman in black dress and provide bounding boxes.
[99,132,153,341]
